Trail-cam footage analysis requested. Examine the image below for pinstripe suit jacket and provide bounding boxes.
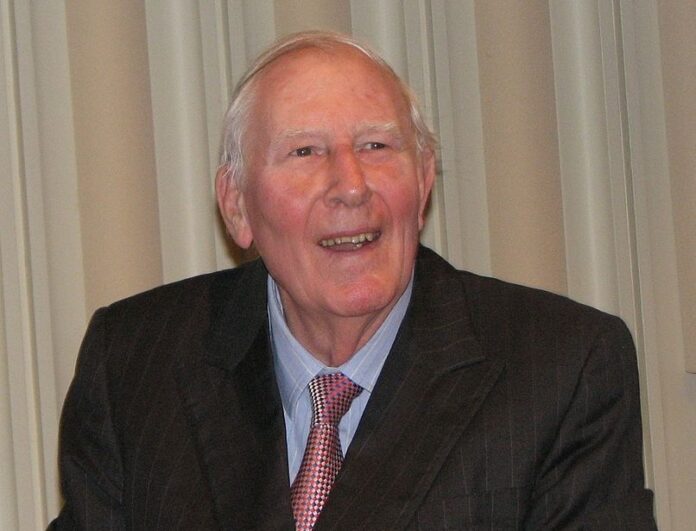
[50,246,656,530]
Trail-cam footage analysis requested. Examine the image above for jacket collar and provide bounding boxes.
[205,258,269,371]
[175,258,295,530]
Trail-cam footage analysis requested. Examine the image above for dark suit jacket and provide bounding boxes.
[50,247,656,530]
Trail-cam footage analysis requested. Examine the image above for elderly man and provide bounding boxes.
[51,32,656,530]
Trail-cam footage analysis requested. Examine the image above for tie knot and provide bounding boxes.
[308,373,362,426]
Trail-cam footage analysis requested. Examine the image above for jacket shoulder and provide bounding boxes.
[417,245,628,343]
[102,258,263,318]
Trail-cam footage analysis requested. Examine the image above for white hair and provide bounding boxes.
[218,30,437,185]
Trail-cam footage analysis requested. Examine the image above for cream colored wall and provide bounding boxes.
[2,1,695,529]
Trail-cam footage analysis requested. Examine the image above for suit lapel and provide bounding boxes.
[317,249,506,530]
[174,260,295,530]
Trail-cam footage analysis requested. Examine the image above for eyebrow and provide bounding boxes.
[269,122,406,153]
[356,122,409,150]
[354,122,401,137]
[268,129,324,153]
[276,122,403,139]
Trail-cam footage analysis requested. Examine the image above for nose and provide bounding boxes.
[325,146,371,207]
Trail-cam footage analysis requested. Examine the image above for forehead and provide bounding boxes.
[250,45,410,131]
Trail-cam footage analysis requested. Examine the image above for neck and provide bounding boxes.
[280,299,394,367]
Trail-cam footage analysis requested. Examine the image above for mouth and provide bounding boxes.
[319,231,380,250]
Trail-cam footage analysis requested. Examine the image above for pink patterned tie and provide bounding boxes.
[290,373,362,530]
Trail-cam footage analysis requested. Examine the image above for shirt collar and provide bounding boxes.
[269,273,413,419]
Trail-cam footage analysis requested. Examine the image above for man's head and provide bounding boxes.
[216,31,436,357]
[218,31,436,186]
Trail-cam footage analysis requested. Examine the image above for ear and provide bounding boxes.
[215,165,254,249]
[417,148,436,230]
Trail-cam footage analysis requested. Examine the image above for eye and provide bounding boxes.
[365,142,386,150]
[291,146,314,157]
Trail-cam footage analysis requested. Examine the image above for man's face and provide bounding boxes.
[218,46,434,327]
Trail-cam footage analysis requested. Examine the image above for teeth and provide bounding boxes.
[320,232,379,248]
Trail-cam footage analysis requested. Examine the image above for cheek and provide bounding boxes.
[247,181,313,240]
[383,180,423,227]
[379,159,426,216]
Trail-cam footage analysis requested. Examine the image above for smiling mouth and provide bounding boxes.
[319,231,380,249]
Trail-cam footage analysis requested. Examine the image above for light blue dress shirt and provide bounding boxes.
[268,274,413,484]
